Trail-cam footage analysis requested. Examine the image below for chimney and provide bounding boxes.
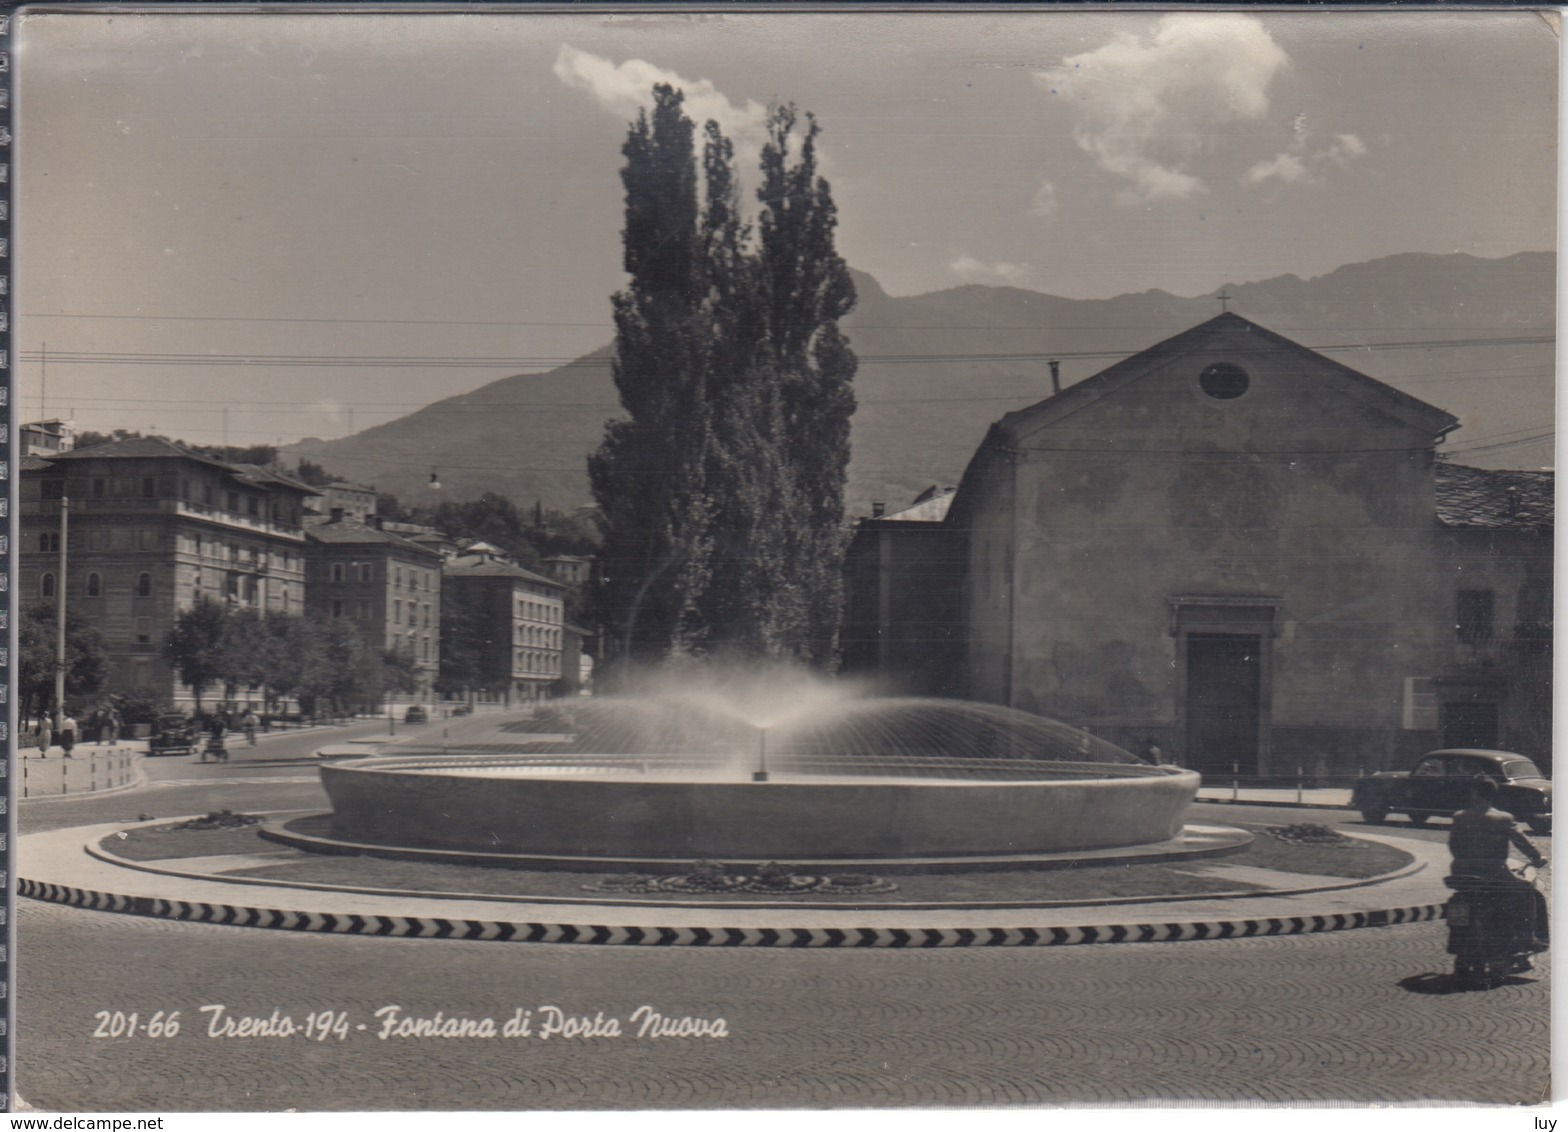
[330,507,344,524]
[871,502,885,518]
[1049,359,1061,395]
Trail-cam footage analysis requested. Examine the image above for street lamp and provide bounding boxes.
[53,489,68,728]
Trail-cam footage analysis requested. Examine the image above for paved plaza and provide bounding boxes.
[13,730,1553,1110]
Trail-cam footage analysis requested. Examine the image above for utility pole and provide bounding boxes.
[53,489,68,725]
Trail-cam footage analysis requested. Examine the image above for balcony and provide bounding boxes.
[21,495,305,541]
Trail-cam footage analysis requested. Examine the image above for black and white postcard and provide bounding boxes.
[8,5,1557,1118]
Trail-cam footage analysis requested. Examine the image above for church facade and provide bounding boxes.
[843,314,1552,777]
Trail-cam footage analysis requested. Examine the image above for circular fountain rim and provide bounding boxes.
[336,754,1189,786]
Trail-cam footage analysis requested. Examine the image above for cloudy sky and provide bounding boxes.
[14,9,1557,447]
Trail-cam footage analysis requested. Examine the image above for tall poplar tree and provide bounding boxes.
[590,85,717,663]
[591,88,857,669]
[754,104,858,665]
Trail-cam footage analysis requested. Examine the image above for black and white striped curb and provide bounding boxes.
[18,877,1445,946]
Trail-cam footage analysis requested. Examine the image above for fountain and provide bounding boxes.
[282,674,1206,870]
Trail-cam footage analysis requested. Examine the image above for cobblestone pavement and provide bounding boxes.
[16,772,1551,1111]
[17,886,1549,1110]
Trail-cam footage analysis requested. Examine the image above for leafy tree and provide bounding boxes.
[435,592,513,699]
[293,460,338,488]
[164,598,230,713]
[18,603,107,723]
[377,647,422,698]
[216,606,297,710]
[590,86,856,669]
[753,104,857,664]
[589,85,736,663]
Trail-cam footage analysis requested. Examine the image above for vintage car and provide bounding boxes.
[1352,749,1551,833]
[148,714,198,757]
[403,705,429,724]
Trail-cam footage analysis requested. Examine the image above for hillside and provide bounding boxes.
[285,251,1555,515]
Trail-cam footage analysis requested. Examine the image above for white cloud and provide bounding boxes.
[1244,130,1368,187]
[950,255,1033,285]
[1036,14,1290,203]
[1243,152,1308,186]
[553,44,767,150]
[1029,180,1060,218]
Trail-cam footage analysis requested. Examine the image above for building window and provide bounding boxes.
[137,572,153,597]
[357,599,371,621]
[86,572,102,597]
[1457,589,1495,645]
[38,532,58,553]
[227,491,240,512]
[92,478,106,497]
[247,496,260,516]
[393,600,402,624]
[141,477,156,498]
[395,567,403,588]
[358,563,373,583]
[331,563,346,583]
[331,600,344,618]
[40,573,54,598]
[136,617,152,645]
[1198,363,1250,400]
[245,576,259,603]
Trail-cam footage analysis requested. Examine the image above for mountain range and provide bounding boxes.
[284,251,1555,517]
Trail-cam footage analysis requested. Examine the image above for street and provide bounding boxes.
[13,739,1552,1111]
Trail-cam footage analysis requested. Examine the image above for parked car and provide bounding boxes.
[148,714,198,757]
[450,704,472,717]
[1352,749,1551,833]
[403,705,429,724]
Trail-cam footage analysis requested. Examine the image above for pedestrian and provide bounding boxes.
[206,713,229,763]
[1140,738,1164,766]
[36,717,52,759]
[242,709,259,746]
[59,713,78,759]
[106,705,122,747]
[94,707,109,745]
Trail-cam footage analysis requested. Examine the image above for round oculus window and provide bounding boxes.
[1199,363,1250,400]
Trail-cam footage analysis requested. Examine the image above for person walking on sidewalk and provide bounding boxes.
[58,713,78,759]
[105,705,122,747]
[242,709,260,746]
[36,717,52,759]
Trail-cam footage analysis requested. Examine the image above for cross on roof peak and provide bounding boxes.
[1216,290,1233,313]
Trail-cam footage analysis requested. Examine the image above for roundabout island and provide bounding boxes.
[21,694,1451,947]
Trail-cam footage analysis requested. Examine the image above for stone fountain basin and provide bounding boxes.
[319,757,1201,861]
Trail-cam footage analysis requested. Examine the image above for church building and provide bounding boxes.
[842,313,1552,777]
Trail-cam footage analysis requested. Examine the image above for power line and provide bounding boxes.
[12,333,1554,371]
[24,309,1549,335]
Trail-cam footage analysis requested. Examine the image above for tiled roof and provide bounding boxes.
[880,486,957,523]
[305,518,441,556]
[1435,463,1553,530]
[228,463,319,495]
[20,455,56,472]
[51,436,220,463]
[445,555,564,588]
